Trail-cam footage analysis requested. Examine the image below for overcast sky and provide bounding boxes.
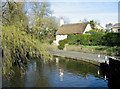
[50,2,118,28]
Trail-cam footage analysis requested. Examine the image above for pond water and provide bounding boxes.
[2,56,108,88]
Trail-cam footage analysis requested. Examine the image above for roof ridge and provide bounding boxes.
[61,22,89,26]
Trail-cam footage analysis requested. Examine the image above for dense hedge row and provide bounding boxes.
[101,33,120,46]
[67,33,120,46]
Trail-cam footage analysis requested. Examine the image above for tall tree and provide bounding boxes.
[29,2,58,42]
[90,20,95,29]
[1,1,51,76]
[2,1,29,28]
[106,23,113,28]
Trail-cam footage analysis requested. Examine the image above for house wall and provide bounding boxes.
[112,28,119,32]
[95,24,103,30]
[56,35,67,45]
[83,24,92,34]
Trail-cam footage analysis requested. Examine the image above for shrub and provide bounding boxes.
[58,39,67,50]
[89,33,104,46]
[67,33,105,46]
[67,35,77,45]
[67,34,103,46]
[67,33,120,47]
[77,34,89,45]
[49,40,53,44]
[101,33,120,46]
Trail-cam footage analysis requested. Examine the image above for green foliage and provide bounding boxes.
[90,20,95,29]
[1,1,56,77]
[67,35,78,45]
[77,35,89,46]
[89,33,105,46]
[85,29,96,34]
[58,39,67,50]
[105,29,109,33]
[67,33,120,47]
[67,33,104,46]
[101,33,120,46]
[30,2,59,41]
[49,40,53,44]
[67,34,90,45]
[67,33,103,46]
[2,2,29,27]
[2,25,51,76]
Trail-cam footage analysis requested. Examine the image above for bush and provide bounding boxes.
[49,40,53,44]
[67,35,77,45]
[101,33,120,46]
[89,33,104,46]
[77,34,89,45]
[67,33,104,46]
[58,39,67,50]
[67,33,120,47]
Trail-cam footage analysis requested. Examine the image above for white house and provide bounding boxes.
[112,23,120,32]
[104,23,120,32]
[95,24,104,30]
[55,18,92,45]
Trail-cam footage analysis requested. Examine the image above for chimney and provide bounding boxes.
[79,20,82,23]
[60,17,64,26]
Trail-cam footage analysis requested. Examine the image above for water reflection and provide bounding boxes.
[56,57,64,81]
[3,57,108,87]
[59,69,64,81]
[56,57,59,64]
[104,75,107,81]
[97,70,100,75]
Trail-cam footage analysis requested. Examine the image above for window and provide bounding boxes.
[118,29,120,32]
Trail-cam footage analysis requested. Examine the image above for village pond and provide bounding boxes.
[2,56,108,88]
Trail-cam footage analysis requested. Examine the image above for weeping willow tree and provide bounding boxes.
[2,25,52,75]
[1,1,52,76]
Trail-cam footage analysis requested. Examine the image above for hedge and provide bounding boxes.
[101,33,120,46]
[67,33,120,46]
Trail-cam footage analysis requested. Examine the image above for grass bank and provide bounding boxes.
[47,44,120,56]
[66,45,120,56]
